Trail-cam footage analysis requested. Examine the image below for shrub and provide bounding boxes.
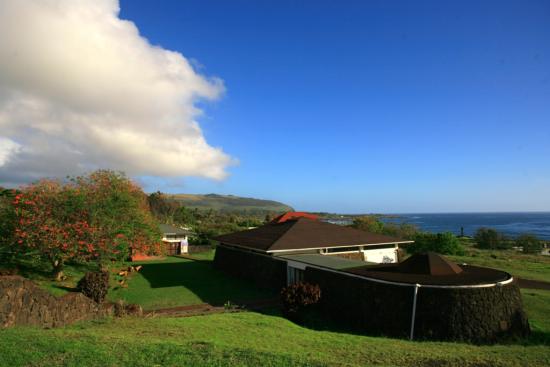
[280,282,321,318]
[474,227,507,249]
[516,234,543,254]
[77,271,110,303]
[407,232,465,255]
[352,215,418,240]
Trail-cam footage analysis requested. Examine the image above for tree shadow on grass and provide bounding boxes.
[137,258,276,306]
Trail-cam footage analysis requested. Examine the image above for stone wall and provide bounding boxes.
[0,275,112,329]
[414,284,530,343]
[213,244,287,290]
[305,266,414,338]
[305,267,530,343]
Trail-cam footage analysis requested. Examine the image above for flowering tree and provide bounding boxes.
[75,170,162,262]
[12,180,95,280]
[0,189,17,261]
[11,171,161,280]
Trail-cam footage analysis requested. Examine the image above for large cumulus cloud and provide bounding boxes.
[0,0,234,185]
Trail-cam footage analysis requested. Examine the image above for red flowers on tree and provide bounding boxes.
[11,171,161,280]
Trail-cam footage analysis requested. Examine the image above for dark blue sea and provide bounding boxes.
[382,213,550,240]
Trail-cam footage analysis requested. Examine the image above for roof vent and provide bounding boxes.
[398,252,463,276]
[272,212,319,223]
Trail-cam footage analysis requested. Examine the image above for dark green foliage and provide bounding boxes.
[407,232,465,255]
[280,282,321,317]
[516,234,543,254]
[188,232,212,247]
[351,215,418,239]
[474,227,508,249]
[0,189,16,261]
[77,271,110,303]
[352,215,385,233]
[148,191,179,221]
[172,206,196,225]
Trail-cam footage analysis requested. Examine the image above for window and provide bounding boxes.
[326,246,360,253]
[287,266,304,285]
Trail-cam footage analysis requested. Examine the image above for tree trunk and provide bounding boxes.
[52,259,64,281]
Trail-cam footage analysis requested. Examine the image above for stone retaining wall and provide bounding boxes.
[305,267,530,343]
[0,275,112,328]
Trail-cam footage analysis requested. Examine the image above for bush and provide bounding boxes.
[474,227,508,249]
[351,215,418,240]
[407,232,465,255]
[516,234,543,254]
[77,271,110,303]
[280,282,321,318]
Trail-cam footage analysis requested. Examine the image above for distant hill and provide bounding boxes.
[166,193,294,214]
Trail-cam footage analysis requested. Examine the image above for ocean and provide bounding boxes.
[381,212,550,240]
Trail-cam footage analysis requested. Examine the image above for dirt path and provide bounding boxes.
[145,297,280,318]
[517,278,550,291]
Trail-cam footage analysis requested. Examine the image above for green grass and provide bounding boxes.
[185,250,216,261]
[1,306,549,367]
[108,255,274,310]
[447,246,550,282]
[522,289,550,340]
[4,250,272,310]
[2,249,549,366]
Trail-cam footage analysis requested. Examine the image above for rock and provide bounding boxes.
[0,275,113,329]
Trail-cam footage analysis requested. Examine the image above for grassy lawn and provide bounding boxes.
[522,289,550,342]
[3,250,273,310]
[1,304,549,367]
[109,254,275,310]
[1,248,549,366]
[447,241,550,282]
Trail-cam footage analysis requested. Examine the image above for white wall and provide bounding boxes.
[362,248,397,263]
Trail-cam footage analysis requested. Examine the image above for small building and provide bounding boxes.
[160,224,192,255]
[213,212,413,286]
[213,213,530,342]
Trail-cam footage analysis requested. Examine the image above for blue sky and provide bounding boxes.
[120,0,550,213]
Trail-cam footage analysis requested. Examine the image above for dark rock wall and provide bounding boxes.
[415,283,530,343]
[0,276,112,329]
[213,245,287,289]
[305,266,414,338]
[305,267,530,343]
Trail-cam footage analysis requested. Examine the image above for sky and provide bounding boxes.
[1,0,549,213]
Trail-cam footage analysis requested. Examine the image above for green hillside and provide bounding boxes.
[165,193,294,214]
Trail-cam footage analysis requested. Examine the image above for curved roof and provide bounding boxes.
[345,253,511,285]
[213,217,412,253]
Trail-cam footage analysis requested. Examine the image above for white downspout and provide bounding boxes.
[409,284,420,340]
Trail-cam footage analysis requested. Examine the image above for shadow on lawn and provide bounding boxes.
[138,258,275,306]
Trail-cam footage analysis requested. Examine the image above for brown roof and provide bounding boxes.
[213,217,412,253]
[398,252,463,275]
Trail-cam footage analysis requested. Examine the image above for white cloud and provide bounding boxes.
[0,0,234,185]
[0,137,21,167]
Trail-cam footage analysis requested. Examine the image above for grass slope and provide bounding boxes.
[1,305,549,367]
[166,193,294,213]
[1,249,549,366]
[447,243,550,282]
